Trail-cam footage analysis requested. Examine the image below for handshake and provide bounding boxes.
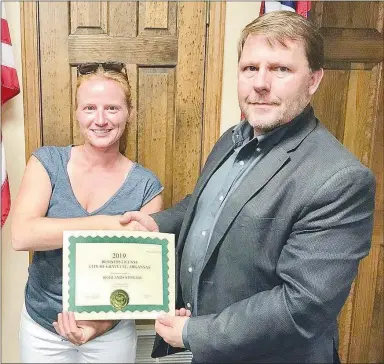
[118,211,159,232]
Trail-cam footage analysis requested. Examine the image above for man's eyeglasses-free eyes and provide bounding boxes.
[77,62,127,76]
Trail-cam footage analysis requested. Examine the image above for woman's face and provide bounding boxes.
[76,76,129,149]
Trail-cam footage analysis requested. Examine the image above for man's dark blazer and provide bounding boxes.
[151,106,376,363]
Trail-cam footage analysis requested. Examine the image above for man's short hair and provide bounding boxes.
[238,10,324,71]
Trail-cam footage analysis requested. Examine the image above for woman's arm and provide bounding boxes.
[11,156,126,252]
[140,194,163,214]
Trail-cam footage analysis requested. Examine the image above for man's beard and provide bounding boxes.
[242,93,310,134]
[250,120,284,134]
[243,109,285,134]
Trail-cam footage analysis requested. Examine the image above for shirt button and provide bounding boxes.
[186,302,191,308]
[201,231,207,236]
[239,160,245,166]
[256,147,261,152]
[188,266,193,273]
[219,195,224,201]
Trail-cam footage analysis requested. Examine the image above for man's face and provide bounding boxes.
[237,34,323,135]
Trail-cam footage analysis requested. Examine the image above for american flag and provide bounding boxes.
[259,1,311,18]
[1,3,20,227]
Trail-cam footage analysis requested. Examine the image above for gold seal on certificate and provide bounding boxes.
[110,289,129,310]
[62,230,175,320]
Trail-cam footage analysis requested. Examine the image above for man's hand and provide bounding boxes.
[175,308,192,317]
[53,311,116,345]
[119,211,159,232]
[155,315,189,348]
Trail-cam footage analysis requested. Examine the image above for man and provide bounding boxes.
[121,11,375,363]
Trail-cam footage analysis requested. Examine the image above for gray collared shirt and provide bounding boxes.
[181,120,289,350]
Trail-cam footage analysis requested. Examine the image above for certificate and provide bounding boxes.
[62,230,175,320]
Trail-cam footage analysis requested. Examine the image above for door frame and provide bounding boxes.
[20,2,226,164]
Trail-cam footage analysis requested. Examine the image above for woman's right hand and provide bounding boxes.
[53,311,116,346]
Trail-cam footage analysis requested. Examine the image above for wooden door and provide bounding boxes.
[310,2,383,362]
[21,1,225,209]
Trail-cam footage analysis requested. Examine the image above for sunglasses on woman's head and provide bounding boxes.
[77,62,127,76]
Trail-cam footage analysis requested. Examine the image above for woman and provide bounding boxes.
[12,63,163,363]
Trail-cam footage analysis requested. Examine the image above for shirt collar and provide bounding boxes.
[232,120,253,148]
[231,119,283,149]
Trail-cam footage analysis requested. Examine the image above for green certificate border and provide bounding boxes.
[67,235,170,313]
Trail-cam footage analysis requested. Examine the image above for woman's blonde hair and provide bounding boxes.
[238,10,324,70]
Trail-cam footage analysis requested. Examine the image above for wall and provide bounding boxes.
[1,2,28,363]
[0,2,260,362]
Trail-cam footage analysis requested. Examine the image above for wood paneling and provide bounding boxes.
[311,70,349,140]
[310,2,384,362]
[70,2,108,35]
[368,246,384,362]
[39,2,72,146]
[20,2,42,160]
[370,63,384,216]
[173,2,206,203]
[68,35,178,65]
[144,2,168,29]
[343,69,376,166]
[320,2,380,29]
[139,2,177,36]
[337,281,356,361]
[202,2,226,166]
[349,245,381,362]
[322,28,383,64]
[138,68,175,208]
[108,2,137,37]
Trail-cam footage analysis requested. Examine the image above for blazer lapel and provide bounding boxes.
[176,130,234,254]
[202,145,290,268]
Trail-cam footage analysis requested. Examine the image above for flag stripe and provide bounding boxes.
[2,42,16,68]
[1,18,11,45]
[1,64,19,105]
[261,1,311,18]
[1,139,11,227]
[296,2,311,18]
[280,1,297,9]
[265,2,296,12]
[1,177,11,227]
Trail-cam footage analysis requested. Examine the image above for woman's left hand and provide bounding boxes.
[53,311,116,345]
